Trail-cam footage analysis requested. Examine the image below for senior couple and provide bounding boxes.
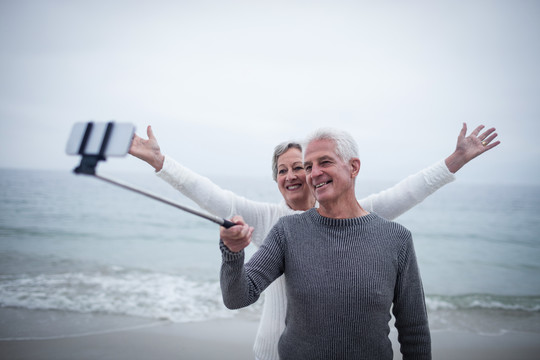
[130,123,499,359]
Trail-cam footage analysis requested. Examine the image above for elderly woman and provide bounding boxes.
[129,123,499,360]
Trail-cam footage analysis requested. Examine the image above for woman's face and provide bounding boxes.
[276,148,314,210]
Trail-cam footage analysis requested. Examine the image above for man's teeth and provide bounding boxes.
[315,182,328,188]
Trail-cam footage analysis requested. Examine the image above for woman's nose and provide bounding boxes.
[286,171,297,181]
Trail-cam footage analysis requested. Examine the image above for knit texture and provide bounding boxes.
[221,210,431,360]
[157,156,451,360]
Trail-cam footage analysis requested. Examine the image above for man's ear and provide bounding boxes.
[350,158,361,178]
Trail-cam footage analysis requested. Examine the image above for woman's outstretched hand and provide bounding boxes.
[445,123,501,174]
[129,125,165,171]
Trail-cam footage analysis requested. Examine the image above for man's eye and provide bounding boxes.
[305,166,312,173]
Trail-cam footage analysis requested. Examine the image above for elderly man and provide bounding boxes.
[219,128,431,359]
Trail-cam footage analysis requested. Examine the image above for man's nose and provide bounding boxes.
[310,165,323,178]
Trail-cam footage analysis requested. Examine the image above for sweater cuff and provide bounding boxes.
[220,240,245,261]
[424,159,456,189]
[156,155,187,187]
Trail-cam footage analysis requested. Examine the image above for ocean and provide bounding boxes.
[1,168,539,339]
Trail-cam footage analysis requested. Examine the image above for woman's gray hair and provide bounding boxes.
[271,141,303,182]
[303,128,359,162]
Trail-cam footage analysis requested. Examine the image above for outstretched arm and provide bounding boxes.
[129,125,165,171]
[360,123,501,221]
[129,125,284,247]
[445,123,500,173]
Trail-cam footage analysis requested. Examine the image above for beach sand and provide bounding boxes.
[1,308,539,360]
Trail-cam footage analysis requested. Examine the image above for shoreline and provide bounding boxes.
[1,308,540,359]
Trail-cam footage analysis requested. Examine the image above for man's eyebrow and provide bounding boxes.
[319,155,333,161]
[305,155,333,165]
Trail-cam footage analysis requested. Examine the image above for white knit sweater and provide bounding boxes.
[157,156,455,360]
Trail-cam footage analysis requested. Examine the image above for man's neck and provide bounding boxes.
[287,198,316,212]
[317,198,369,219]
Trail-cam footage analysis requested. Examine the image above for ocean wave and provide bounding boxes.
[0,269,239,323]
[1,268,538,327]
[426,294,540,312]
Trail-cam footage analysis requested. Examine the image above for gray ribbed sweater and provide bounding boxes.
[220,209,431,360]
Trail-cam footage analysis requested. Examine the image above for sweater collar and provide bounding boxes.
[306,208,377,227]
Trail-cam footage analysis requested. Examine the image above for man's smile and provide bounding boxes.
[314,180,332,189]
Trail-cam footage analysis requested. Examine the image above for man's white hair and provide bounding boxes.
[303,128,359,162]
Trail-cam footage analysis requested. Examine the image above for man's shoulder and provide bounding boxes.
[371,213,412,238]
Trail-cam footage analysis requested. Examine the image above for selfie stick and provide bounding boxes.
[72,122,236,229]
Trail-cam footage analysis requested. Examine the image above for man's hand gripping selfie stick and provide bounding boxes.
[69,122,236,229]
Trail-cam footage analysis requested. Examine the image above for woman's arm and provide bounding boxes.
[359,123,500,220]
[156,156,284,246]
[129,126,284,247]
[359,159,454,220]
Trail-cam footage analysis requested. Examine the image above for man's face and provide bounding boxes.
[303,139,356,205]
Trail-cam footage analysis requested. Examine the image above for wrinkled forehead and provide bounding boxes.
[303,139,338,162]
[277,147,303,167]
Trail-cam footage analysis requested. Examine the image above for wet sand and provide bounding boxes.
[1,308,539,360]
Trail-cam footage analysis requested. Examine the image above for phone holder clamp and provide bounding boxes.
[74,121,114,175]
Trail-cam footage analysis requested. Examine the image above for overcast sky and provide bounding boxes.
[1,0,539,185]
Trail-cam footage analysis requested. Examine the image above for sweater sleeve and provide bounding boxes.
[156,155,284,247]
[392,232,431,359]
[220,225,286,310]
[358,159,455,221]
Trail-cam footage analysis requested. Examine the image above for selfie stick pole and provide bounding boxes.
[93,173,236,228]
[73,122,235,229]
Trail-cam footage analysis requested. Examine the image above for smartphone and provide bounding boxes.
[66,122,135,157]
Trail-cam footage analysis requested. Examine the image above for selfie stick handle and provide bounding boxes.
[93,174,236,229]
[73,121,236,229]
